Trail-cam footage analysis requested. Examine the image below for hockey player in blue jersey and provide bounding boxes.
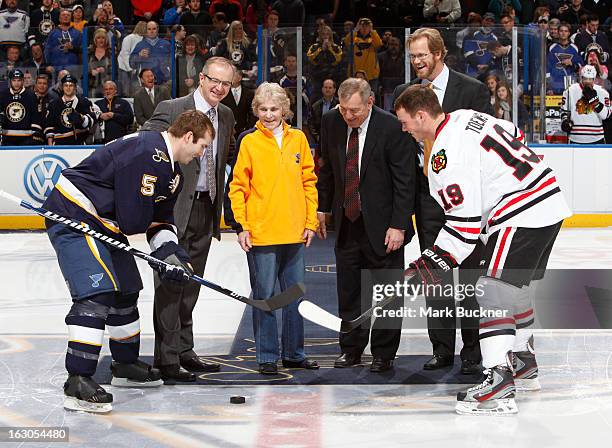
[0,69,43,145]
[43,110,215,413]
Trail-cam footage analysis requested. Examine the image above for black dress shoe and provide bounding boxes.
[282,358,320,369]
[370,357,394,373]
[180,356,221,373]
[259,362,278,375]
[334,353,362,368]
[460,359,482,375]
[423,354,454,370]
[157,365,196,383]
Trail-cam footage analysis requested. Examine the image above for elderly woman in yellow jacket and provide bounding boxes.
[229,82,319,375]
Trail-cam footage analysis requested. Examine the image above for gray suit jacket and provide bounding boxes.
[134,85,171,126]
[142,92,236,240]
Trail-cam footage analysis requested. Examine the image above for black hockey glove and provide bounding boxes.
[149,242,193,285]
[561,118,574,133]
[67,110,83,126]
[405,246,458,287]
[582,86,604,111]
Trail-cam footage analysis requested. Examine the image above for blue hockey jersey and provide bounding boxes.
[547,42,583,94]
[43,131,184,237]
[463,29,498,78]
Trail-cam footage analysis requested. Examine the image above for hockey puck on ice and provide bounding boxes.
[230,396,246,404]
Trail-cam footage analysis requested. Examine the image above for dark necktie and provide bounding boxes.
[344,128,360,222]
[205,107,217,201]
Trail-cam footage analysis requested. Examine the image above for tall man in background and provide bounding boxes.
[143,57,236,382]
[393,28,494,374]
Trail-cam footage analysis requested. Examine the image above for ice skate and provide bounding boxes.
[513,335,541,391]
[64,374,113,414]
[111,359,163,387]
[456,363,517,416]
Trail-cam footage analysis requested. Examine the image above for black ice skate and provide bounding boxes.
[513,335,541,391]
[111,359,163,387]
[456,352,517,416]
[64,374,113,414]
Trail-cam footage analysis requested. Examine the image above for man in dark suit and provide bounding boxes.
[134,68,171,127]
[220,68,255,139]
[317,78,416,373]
[308,78,339,146]
[142,57,236,382]
[393,27,494,375]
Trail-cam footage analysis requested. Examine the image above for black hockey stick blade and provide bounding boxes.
[249,282,306,312]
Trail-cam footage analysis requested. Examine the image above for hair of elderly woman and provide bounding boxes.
[251,82,291,118]
[337,77,372,103]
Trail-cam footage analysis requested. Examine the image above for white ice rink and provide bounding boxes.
[1,228,611,447]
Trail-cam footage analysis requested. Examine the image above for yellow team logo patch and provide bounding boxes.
[431,149,447,174]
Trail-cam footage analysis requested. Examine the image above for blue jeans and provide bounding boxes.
[247,244,305,364]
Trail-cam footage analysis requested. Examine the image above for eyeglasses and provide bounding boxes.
[204,74,232,88]
[409,52,432,61]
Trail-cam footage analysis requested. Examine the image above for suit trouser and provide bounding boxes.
[335,215,404,360]
[415,171,481,362]
[153,193,214,366]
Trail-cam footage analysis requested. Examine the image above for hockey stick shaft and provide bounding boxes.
[0,190,304,311]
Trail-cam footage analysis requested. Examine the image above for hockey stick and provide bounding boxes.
[0,190,304,312]
[298,274,418,333]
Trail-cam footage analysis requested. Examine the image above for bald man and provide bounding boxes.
[94,81,135,143]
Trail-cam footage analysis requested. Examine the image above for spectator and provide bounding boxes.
[575,14,611,62]
[209,0,244,23]
[177,34,205,97]
[214,20,256,77]
[98,1,125,39]
[220,68,255,138]
[207,11,229,48]
[463,12,498,78]
[494,81,528,129]
[262,10,287,67]
[33,74,56,122]
[497,13,514,46]
[423,0,462,24]
[130,21,172,85]
[228,82,319,376]
[270,0,305,26]
[378,36,404,111]
[344,17,382,95]
[88,28,112,98]
[51,69,83,98]
[559,0,591,26]
[45,73,96,145]
[485,72,500,105]
[488,39,513,81]
[561,64,611,144]
[163,0,187,26]
[0,0,29,55]
[0,44,22,82]
[170,24,188,56]
[307,24,342,102]
[245,0,271,36]
[180,0,213,41]
[584,42,611,90]
[276,53,311,126]
[308,78,338,146]
[94,80,135,143]
[456,12,482,50]
[118,20,147,97]
[547,22,582,94]
[44,8,82,73]
[132,0,163,23]
[70,5,87,32]
[378,30,392,54]
[549,18,561,43]
[133,67,171,127]
[28,0,60,46]
[488,0,521,21]
[503,4,519,24]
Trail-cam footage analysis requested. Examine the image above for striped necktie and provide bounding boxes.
[205,107,216,201]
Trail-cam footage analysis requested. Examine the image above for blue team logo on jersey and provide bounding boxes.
[90,273,104,288]
[23,154,69,203]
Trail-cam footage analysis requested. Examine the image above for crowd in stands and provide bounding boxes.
[2,0,612,146]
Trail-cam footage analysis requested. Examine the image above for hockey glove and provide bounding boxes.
[405,246,458,287]
[582,86,604,112]
[561,118,574,133]
[67,110,84,127]
[149,242,193,285]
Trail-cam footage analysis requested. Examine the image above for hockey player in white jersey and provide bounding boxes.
[395,85,572,415]
[561,64,611,144]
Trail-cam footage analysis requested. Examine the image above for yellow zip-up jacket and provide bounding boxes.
[229,121,319,246]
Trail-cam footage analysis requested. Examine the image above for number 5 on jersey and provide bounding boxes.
[141,174,158,196]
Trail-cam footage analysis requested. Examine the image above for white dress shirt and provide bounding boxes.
[422,63,449,106]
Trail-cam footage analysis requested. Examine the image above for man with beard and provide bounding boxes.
[393,27,493,375]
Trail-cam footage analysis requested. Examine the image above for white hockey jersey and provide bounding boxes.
[561,82,611,144]
[428,110,572,264]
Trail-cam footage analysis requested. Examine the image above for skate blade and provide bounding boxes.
[455,398,518,416]
[111,377,163,388]
[64,396,112,414]
[515,377,541,391]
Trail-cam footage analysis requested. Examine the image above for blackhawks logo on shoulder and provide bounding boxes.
[431,149,447,174]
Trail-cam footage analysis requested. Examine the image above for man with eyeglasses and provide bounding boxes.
[393,28,493,376]
[142,57,236,383]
